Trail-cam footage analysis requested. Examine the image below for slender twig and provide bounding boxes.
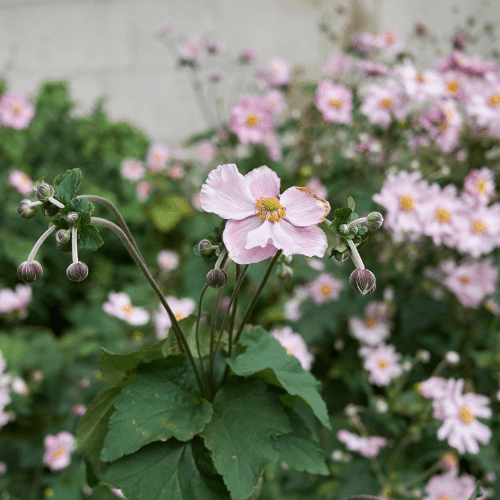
[195,283,210,390]
[228,264,241,354]
[90,217,205,397]
[27,226,57,263]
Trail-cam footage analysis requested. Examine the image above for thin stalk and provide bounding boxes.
[90,217,205,397]
[48,196,64,209]
[348,217,367,227]
[195,284,210,391]
[29,201,43,208]
[27,226,57,263]
[347,238,365,269]
[228,264,241,354]
[71,225,78,264]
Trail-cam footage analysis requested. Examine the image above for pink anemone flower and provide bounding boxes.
[200,164,330,264]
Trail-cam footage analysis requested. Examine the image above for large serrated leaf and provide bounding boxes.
[100,355,213,462]
[201,377,291,500]
[226,326,331,429]
[78,222,104,251]
[54,168,82,204]
[103,439,230,500]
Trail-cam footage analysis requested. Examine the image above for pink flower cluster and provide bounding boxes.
[0,285,32,318]
[420,377,492,454]
[270,326,314,370]
[337,429,388,458]
[373,169,500,257]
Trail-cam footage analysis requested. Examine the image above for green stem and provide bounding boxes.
[228,264,241,354]
[195,283,210,393]
[90,217,205,397]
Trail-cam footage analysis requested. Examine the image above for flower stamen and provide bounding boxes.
[459,405,475,424]
[255,196,286,223]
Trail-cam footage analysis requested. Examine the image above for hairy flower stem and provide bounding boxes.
[90,217,205,397]
[71,225,78,264]
[228,264,241,353]
[347,238,365,269]
[195,284,210,394]
[27,226,57,263]
[348,217,367,227]
[48,196,65,209]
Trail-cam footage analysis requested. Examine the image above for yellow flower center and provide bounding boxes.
[444,107,454,122]
[472,220,487,234]
[459,276,470,285]
[286,348,294,355]
[459,405,475,424]
[488,94,500,107]
[438,120,448,132]
[320,284,332,297]
[21,174,31,186]
[417,74,425,83]
[437,495,452,500]
[446,80,459,94]
[12,105,22,116]
[329,98,342,108]
[245,113,260,127]
[385,31,395,44]
[399,194,414,212]
[174,311,187,321]
[435,207,451,223]
[121,305,134,315]
[154,152,163,161]
[476,179,487,195]
[380,98,393,109]
[377,359,389,370]
[52,448,64,460]
[442,453,457,469]
[255,196,286,223]
[365,317,376,328]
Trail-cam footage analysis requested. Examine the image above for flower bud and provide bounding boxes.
[66,211,78,224]
[276,264,293,280]
[198,239,215,258]
[44,204,60,217]
[36,182,55,202]
[339,224,349,235]
[445,351,460,365]
[332,250,350,262]
[350,268,376,295]
[367,212,384,231]
[350,225,359,235]
[18,199,37,219]
[66,262,89,282]
[206,269,228,289]
[56,229,72,253]
[17,261,43,284]
[417,349,430,363]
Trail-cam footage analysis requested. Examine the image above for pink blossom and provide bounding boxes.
[437,379,492,454]
[356,61,389,78]
[103,292,150,325]
[424,471,476,500]
[169,165,184,179]
[466,82,500,136]
[306,177,327,199]
[361,344,403,386]
[315,81,353,124]
[337,430,388,458]
[9,170,33,196]
[266,59,291,87]
[146,144,170,172]
[192,192,202,211]
[157,250,179,272]
[348,316,391,346]
[265,90,286,115]
[157,22,174,38]
[452,33,467,51]
[438,51,496,78]
[350,32,379,55]
[364,301,390,320]
[263,131,282,162]
[43,432,76,471]
[0,285,32,316]
[197,141,216,163]
[154,297,196,339]
[72,404,86,417]
[321,53,351,77]
[229,96,275,145]
[239,47,258,64]
[419,376,449,419]
[270,326,314,370]
[308,273,343,305]
[11,377,28,395]
[360,81,407,129]
[463,167,496,206]
[120,159,145,181]
[180,39,202,62]
[395,60,446,103]
[136,181,152,202]
[200,164,330,264]
[0,93,35,129]
[377,28,405,54]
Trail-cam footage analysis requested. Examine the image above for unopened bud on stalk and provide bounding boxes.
[66,211,78,224]
[332,250,350,262]
[367,211,384,231]
[198,239,215,258]
[56,229,72,253]
[18,200,37,219]
[36,182,55,202]
[350,268,376,295]
[276,264,293,280]
[66,262,89,282]
[350,225,358,235]
[206,269,228,289]
[339,224,349,235]
[17,261,43,284]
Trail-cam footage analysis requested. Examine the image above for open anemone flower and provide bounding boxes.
[201,164,330,264]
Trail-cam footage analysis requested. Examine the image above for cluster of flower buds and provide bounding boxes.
[199,239,229,289]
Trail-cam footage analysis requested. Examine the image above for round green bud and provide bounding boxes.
[66,262,89,282]
[339,224,349,235]
[349,268,376,295]
[56,229,72,253]
[276,264,293,280]
[367,212,384,231]
[36,182,55,202]
[198,239,215,258]
[332,250,350,262]
[206,269,228,289]
[17,199,37,219]
[66,211,78,224]
[350,225,359,235]
[17,261,43,284]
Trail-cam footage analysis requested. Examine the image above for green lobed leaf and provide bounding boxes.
[78,222,104,251]
[53,168,82,204]
[226,326,331,429]
[201,377,292,500]
[103,439,230,500]
[333,207,352,222]
[70,197,94,215]
[100,355,213,462]
[274,408,329,475]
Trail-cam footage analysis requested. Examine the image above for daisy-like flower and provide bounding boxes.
[348,315,391,346]
[43,432,76,471]
[229,96,275,145]
[266,59,291,87]
[120,159,145,182]
[9,170,33,196]
[308,273,343,305]
[169,165,184,179]
[356,60,389,78]
[463,167,496,206]
[437,379,492,454]
[0,92,35,130]
[154,297,196,339]
[424,471,476,500]
[157,250,179,272]
[395,59,446,103]
[239,47,258,65]
[337,430,388,458]
[265,90,287,115]
[103,292,150,325]
[136,181,152,201]
[315,81,353,124]
[377,28,405,54]
[467,82,500,135]
[283,285,310,321]
[361,344,403,386]
[197,141,216,163]
[200,164,330,264]
[321,53,351,77]
[146,144,170,172]
[270,326,314,370]
[419,376,450,419]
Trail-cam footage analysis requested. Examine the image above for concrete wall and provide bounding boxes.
[0,0,497,143]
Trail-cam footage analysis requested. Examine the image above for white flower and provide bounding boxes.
[103,292,150,325]
[270,326,314,370]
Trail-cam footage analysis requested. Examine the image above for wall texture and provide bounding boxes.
[0,0,496,143]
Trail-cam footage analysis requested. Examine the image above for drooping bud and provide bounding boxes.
[367,212,384,231]
[283,255,293,265]
[36,182,55,202]
[332,250,350,262]
[350,268,376,295]
[198,239,215,258]
[66,262,89,282]
[339,224,349,235]
[350,225,359,235]
[66,211,78,224]
[206,269,228,289]
[17,261,43,284]
[18,200,37,219]
[44,204,60,217]
[56,229,72,253]
[276,263,293,280]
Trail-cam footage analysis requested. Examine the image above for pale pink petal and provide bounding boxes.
[276,222,328,258]
[223,216,277,264]
[269,221,302,255]
[280,186,330,227]
[244,166,280,199]
[245,219,275,249]
[200,163,256,220]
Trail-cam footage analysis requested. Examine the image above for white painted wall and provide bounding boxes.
[0,0,496,143]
